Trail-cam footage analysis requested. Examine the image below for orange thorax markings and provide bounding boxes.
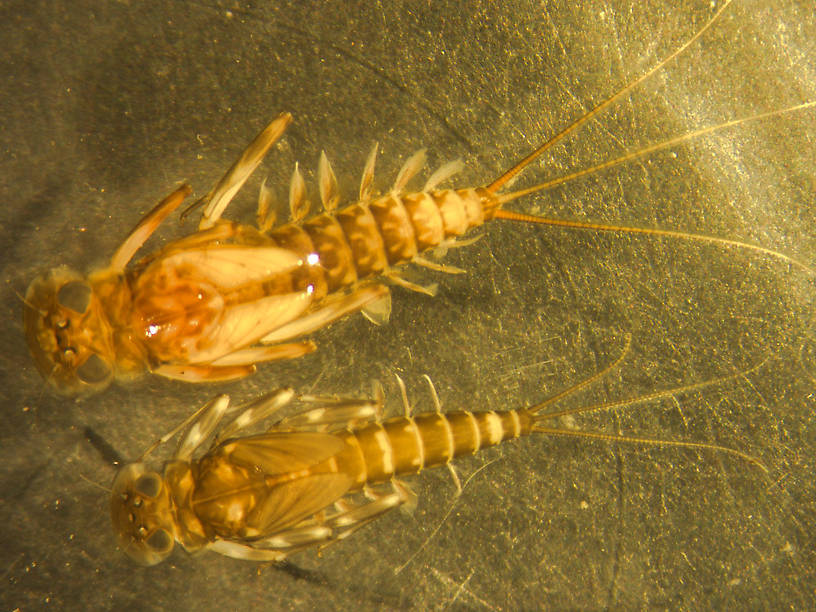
[190,451,317,538]
[190,454,266,537]
[126,261,303,354]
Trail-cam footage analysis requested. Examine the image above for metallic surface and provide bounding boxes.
[1,0,814,608]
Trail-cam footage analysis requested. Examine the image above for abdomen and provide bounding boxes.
[336,409,535,488]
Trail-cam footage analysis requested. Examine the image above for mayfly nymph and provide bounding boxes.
[111,344,764,565]
[25,0,813,396]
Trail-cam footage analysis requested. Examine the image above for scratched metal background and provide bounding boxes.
[1,0,815,609]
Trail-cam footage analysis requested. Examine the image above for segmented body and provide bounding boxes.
[111,386,559,565]
[24,0,814,396]
[190,408,529,543]
[263,186,495,294]
[23,126,501,396]
[333,407,527,484]
[111,355,761,565]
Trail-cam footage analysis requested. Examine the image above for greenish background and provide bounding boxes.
[1,0,814,609]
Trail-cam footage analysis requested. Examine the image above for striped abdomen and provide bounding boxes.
[331,408,536,488]
[265,187,497,294]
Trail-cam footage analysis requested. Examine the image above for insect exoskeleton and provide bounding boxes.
[24,0,814,396]
[111,462,177,566]
[109,343,766,565]
[24,265,118,395]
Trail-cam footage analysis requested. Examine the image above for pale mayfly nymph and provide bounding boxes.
[111,345,764,565]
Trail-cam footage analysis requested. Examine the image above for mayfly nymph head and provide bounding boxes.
[111,462,177,566]
[23,265,115,396]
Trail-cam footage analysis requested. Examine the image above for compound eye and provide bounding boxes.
[76,354,112,384]
[57,281,92,314]
[134,473,163,499]
[145,529,174,553]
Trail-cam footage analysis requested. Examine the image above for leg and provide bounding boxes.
[174,394,234,461]
[260,284,391,344]
[153,363,257,383]
[137,394,231,461]
[205,484,410,562]
[207,539,290,562]
[384,270,438,297]
[157,220,241,252]
[109,184,192,273]
[325,480,413,534]
[411,255,465,275]
[214,388,297,444]
[278,393,383,430]
[199,113,293,229]
[154,342,315,381]
[273,482,412,550]
[429,233,482,260]
[209,342,317,367]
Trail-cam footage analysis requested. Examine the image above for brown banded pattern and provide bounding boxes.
[25,0,814,396]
